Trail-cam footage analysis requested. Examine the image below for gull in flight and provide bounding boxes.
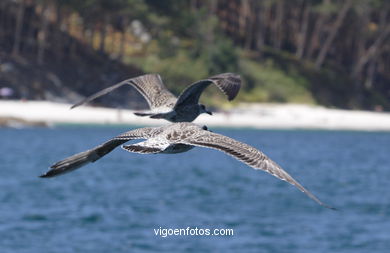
[71,73,241,122]
[40,123,334,209]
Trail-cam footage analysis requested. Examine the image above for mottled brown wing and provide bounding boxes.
[71,74,177,110]
[174,73,241,108]
[40,126,163,178]
[181,131,334,209]
[128,74,177,109]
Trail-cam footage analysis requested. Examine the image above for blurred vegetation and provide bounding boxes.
[0,0,389,110]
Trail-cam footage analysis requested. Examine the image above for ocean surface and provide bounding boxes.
[1,126,389,253]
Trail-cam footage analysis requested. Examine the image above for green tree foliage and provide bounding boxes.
[1,0,389,110]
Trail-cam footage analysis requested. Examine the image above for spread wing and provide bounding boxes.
[174,73,241,108]
[71,74,177,110]
[40,126,163,178]
[180,130,334,209]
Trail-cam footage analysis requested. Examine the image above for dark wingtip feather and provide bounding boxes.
[39,166,63,178]
[323,204,338,211]
[39,168,59,178]
[70,104,79,109]
[210,72,241,101]
[227,74,241,101]
[39,173,52,178]
[39,149,99,178]
[70,99,87,109]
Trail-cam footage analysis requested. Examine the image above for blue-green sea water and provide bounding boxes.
[1,126,389,253]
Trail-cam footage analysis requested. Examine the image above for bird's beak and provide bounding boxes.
[206,110,212,115]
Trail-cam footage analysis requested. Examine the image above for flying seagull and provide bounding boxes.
[71,73,241,122]
[40,123,334,209]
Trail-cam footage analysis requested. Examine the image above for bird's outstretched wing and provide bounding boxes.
[174,73,241,108]
[180,130,335,209]
[71,74,177,110]
[40,127,163,178]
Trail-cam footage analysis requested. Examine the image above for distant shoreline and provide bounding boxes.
[1,100,390,131]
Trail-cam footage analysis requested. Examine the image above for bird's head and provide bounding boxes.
[199,104,212,115]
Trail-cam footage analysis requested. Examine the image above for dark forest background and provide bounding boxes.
[0,0,389,110]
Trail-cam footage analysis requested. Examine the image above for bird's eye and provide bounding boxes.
[202,125,208,130]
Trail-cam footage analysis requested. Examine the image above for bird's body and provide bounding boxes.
[41,122,334,209]
[71,73,241,122]
[144,104,204,122]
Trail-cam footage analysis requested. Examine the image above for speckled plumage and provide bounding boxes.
[71,73,241,122]
[41,123,333,209]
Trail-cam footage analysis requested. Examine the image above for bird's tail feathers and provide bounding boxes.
[134,112,165,119]
[149,113,166,119]
[134,112,154,117]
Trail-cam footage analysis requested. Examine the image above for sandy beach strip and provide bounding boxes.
[1,100,390,131]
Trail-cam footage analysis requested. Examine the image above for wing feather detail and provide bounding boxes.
[129,74,177,109]
[174,73,241,108]
[71,74,177,110]
[40,127,162,178]
[182,131,334,209]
